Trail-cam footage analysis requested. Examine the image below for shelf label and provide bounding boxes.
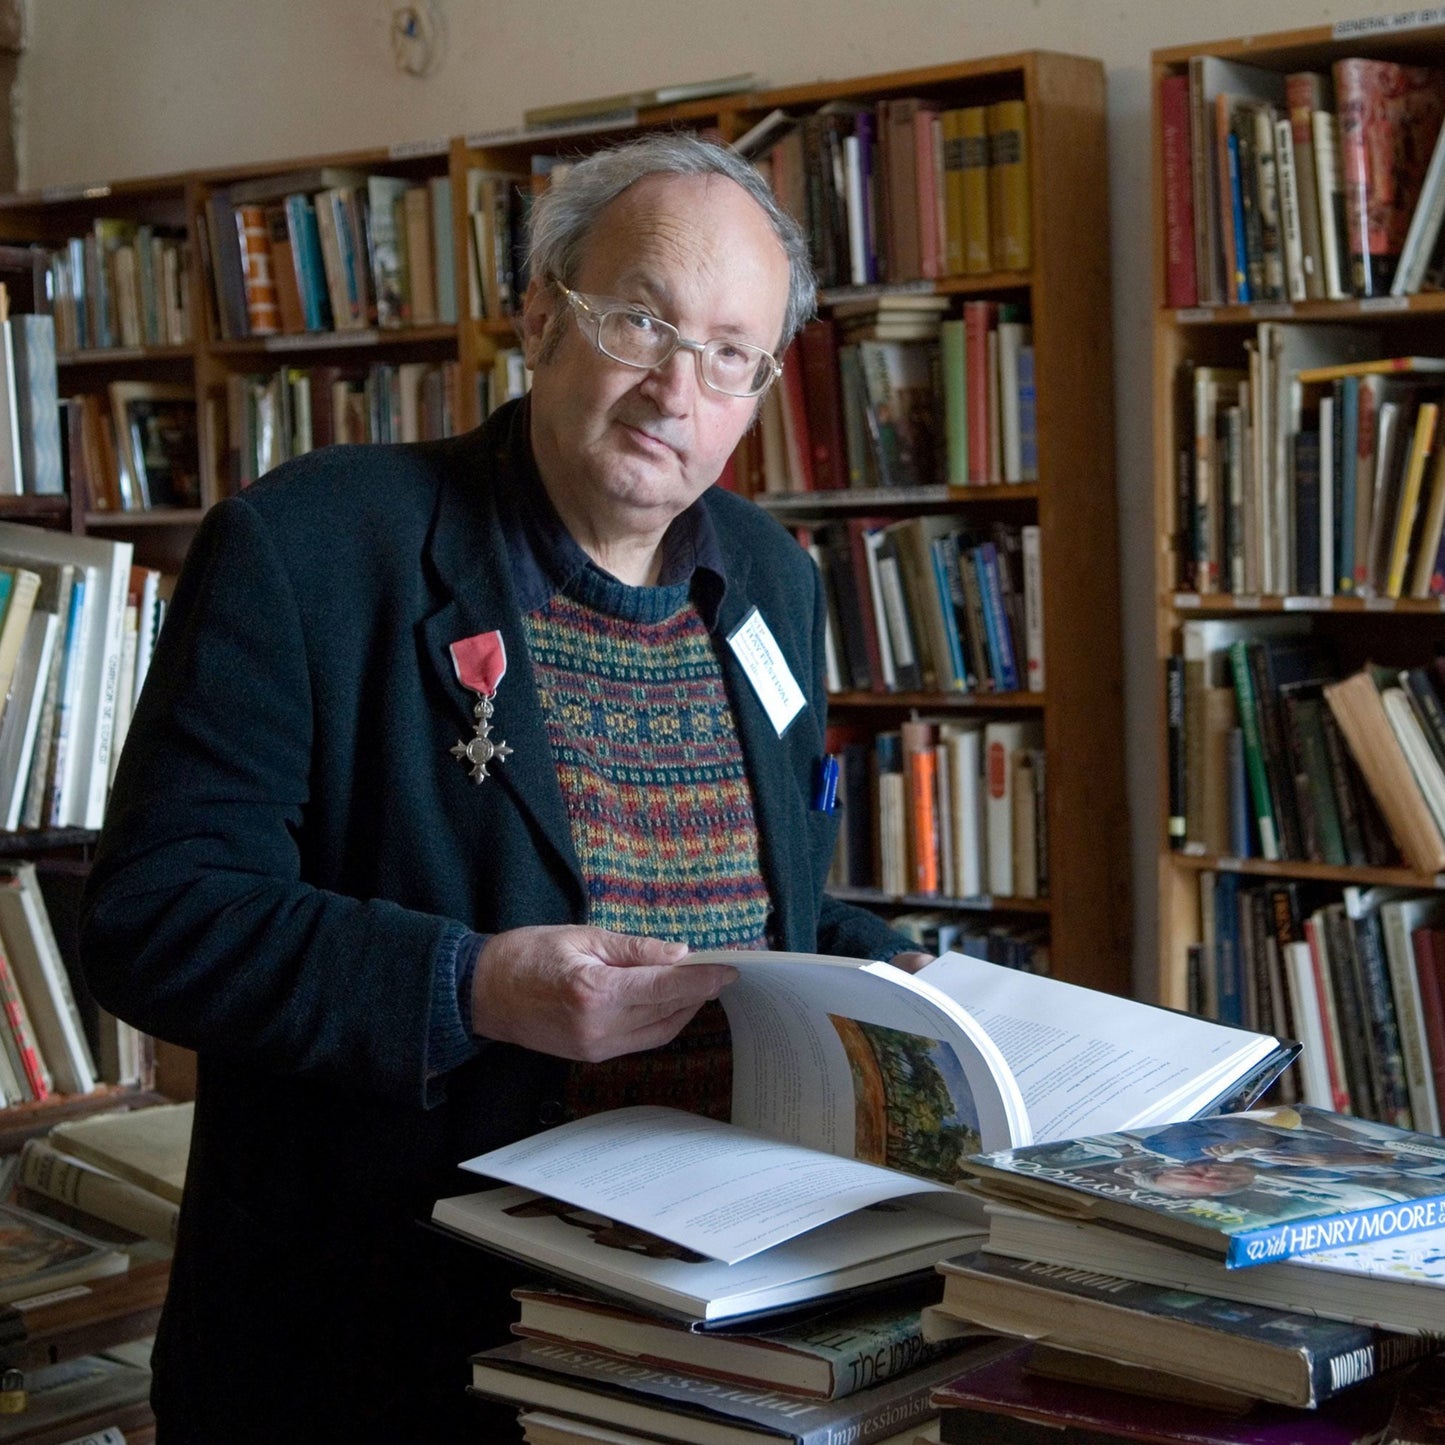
[11,1284,93,1311]
[1360,295,1410,312]
[1233,594,1262,610]
[388,136,450,160]
[1174,592,1201,608]
[1335,8,1445,37]
[40,181,112,202]
[1283,595,1332,610]
[1249,304,1294,320]
[1216,856,1242,870]
[1176,307,1215,323]
[818,279,937,305]
[265,329,382,351]
[1364,596,1396,611]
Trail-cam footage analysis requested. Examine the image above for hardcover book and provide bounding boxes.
[0,1200,126,1305]
[924,1247,1437,1408]
[511,1280,963,1401]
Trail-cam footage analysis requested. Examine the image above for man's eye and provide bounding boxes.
[620,310,659,333]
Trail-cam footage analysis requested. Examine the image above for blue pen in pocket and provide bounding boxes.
[811,754,840,813]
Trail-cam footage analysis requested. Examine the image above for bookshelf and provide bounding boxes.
[0,51,1129,1142]
[1152,22,1445,1130]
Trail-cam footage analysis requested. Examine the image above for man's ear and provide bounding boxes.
[519,275,555,369]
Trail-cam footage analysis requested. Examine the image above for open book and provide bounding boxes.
[432,950,1294,1323]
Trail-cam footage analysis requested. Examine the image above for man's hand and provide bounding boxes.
[471,925,738,1062]
[887,951,934,975]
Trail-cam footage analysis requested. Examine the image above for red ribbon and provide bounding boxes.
[449,630,507,698]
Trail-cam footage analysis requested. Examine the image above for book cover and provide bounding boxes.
[1161,72,1199,307]
[0,1200,126,1305]
[1333,58,1445,297]
[1325,668,1445,873]
[511,1280,960,1401]
[962,1104,1445,1270]
[986,100,1030,272]
[19,1137,180,1246]
[364,175,411,328]
[928,1247,1437,1408]
[49,1100,192,1205]
[958,107,991,275]
[7,314,62,496]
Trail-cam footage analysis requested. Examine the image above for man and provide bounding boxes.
[80,135,921,1442]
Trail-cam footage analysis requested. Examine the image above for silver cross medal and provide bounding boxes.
[448,630,513,784]
[451,692,513,783]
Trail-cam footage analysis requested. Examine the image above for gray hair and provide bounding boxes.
[526,132,816,355]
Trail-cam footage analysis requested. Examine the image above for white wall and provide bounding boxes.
[15,0,1420,995]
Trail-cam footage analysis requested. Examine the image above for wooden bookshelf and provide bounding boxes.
[1151,21,1445,1060]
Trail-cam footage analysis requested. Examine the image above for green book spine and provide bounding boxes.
[1229,637,1280,860]
[941,318,968,487]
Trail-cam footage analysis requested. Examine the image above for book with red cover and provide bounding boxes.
[1332,57,1445,297]
[933,1343,1416,1444]
[845,516,892,695]
[1410,925,1445,1109]
[797,318,849,491]
[1161,72,1199,307]
[963,301,997,485]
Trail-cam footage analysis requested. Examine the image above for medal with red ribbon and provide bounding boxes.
[448,631,513,783]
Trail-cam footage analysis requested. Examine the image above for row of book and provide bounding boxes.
[1176,337,1445,600]
[1164,53,1445,305]
[1166,618,1445,874]
[738,300,1037,498]
[828,718,1047,904]
[222,360,463,487]
[805,517,1043,699]
[45,218,193,352]
[61,383,199,513]
[888,908,1049,978]
[200,164,462,341]
[1194,872,1445,1139]
[0,525,152,836]
[746,94,1032,290]
[0,301,64,499]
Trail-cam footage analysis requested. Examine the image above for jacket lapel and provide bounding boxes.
[418,424,583,903]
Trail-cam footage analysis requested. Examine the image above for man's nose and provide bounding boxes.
[638,347,701,414]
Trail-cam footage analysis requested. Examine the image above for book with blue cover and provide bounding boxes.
[960,1105,1445,1270]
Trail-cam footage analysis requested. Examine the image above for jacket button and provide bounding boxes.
[537,1099,565,1126]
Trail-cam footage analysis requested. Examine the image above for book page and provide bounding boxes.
[458,1105,964,1265]
[918,952,1279,1142]
[687,951,1028,1163]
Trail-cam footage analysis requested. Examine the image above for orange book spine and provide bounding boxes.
[902,720,940,896]
[235,204,281,336]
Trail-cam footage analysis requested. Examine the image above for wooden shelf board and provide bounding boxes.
[1168,851,1444,891]
[0,1089,167,1157]
[0,829,97,856]
[83,509,205,530]
[828,688,1044,710]
[757,484,1038,515]
[208,323,457,356]
[57,346,194,367]
[829,885,1051,914]
[1168,592,1445,616]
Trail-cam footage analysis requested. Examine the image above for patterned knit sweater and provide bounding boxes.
[522,562,770,1118]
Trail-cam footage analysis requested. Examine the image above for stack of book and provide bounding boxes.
[430,950,1297,1440]
[14,1101,190,1251]
[921,1105,1445,1441]
[1163,54,1445,305]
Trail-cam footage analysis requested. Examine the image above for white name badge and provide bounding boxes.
[727,606,806,736]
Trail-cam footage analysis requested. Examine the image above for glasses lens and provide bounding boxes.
[596,309,676,368]
[702,341,775,397]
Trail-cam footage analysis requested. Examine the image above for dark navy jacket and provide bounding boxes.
[80,400,910,1441]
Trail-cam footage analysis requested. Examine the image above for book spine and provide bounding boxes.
[1161,73,1198,308]
[19,1139,179,1245]
[1228,639,1280,861]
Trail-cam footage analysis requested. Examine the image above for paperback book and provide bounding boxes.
[959,1105,1445,1268]
[435,951,1292,1321]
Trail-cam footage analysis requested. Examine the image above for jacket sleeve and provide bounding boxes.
[79,495,461,1107]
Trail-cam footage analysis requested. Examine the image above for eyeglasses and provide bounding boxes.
[553,279,782,399]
